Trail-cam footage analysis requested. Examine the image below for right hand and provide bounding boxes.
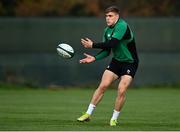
[79,53,96,64]
[81,38,93,48]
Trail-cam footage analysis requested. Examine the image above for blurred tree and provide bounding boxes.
[123,0,175,16]
[15,0,59,16]
[99,0,180,17]
[0,2,4,15]
[0,0,179,17]
[0,0,16,16]
[84,0,102,16]
[171,0,180,16]
[69,0,102,16]
[15,0,85,16]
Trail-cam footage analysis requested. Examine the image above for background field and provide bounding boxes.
[0,85,179,131]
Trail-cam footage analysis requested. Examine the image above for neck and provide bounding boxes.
[109,18,119,28]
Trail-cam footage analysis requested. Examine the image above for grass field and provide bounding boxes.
[0,85,180,131]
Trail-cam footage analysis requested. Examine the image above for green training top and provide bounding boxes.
[95,19,138,63]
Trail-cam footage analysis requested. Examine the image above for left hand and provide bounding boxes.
[81,38,93,48]
[79,53,95,64]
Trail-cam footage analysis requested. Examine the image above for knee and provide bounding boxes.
[117,85,127,98]
[98,83,109,93]
[120,81,129,88]
[118,82,129,97]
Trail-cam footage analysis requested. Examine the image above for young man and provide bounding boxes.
[77,6,139,126]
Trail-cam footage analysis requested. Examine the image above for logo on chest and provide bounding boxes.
[107,34,112,40]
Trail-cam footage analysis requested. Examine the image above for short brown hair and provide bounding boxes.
[105,6,120,14]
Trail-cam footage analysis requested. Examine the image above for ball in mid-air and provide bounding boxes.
[57,43,74,59]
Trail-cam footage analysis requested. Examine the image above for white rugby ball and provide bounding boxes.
[57,43,74,59]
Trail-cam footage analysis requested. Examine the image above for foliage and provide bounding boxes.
[0,0,179,17]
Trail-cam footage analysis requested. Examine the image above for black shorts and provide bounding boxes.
[106,58,138,78]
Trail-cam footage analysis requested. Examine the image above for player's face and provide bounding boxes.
[105,12,119,27]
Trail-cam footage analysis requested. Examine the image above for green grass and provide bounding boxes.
[0,86,180,131]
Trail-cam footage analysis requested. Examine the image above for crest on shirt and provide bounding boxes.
[127,69,131,74]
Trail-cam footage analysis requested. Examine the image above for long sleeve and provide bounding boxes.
[92,38,120,49]
[94,49,111,61]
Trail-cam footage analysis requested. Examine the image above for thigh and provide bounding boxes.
[99,70,119,87]
[118,75,133,92]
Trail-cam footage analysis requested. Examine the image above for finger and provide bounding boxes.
[81,39,85,44]
[81,38,87,43]
[81,41,88,47]
[84,53,90,57]
[79,59,84,63]
[85,38,91,42]
[81,38,85,42]
[79,59,86,64]
[79,60,83,63]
